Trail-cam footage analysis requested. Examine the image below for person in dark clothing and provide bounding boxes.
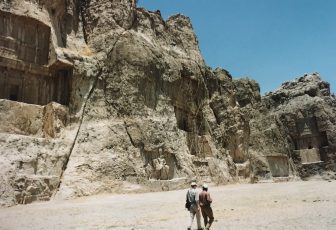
[199,184,214,230]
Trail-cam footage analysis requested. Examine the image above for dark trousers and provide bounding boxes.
[201,205,214,229]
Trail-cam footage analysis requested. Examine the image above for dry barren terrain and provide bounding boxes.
[1,180,336,230]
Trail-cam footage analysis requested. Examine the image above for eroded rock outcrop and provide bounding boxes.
[0,1,335,207]
[248,73,336,180]
[0,0,96,206]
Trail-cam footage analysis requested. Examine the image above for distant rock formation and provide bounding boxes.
[248,73,336,180]
[0,1,335,207]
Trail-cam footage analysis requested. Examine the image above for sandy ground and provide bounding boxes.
[0,180,336,230]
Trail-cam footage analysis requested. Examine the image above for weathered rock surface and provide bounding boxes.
[248,73,336,180]
[0,1,335,207]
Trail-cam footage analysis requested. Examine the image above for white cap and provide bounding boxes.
[202,184,208,189]
[191,182,197,186]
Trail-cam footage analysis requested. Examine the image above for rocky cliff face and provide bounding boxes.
[248,73,336,180]
[0,1,335,207]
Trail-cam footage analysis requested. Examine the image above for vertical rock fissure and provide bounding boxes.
[53,68,102,196]
[124,121,136,147]
[79,1,88,44]
[54,24,133,196]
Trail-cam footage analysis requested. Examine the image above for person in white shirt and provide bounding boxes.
[186,182,202,230]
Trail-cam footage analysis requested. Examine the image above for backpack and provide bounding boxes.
[185,199,191,210]
[185,189,196,210]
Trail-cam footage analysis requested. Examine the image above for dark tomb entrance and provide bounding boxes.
[9,84,19,101]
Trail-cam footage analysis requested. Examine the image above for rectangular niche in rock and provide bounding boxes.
[294,117,329,164]
[266,155,289,177]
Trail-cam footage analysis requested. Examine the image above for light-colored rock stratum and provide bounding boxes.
[0,0,335,208]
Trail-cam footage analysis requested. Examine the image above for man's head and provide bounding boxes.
[202,184,208,191]
[190,181,197,188]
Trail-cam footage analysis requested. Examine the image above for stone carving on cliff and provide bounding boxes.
[249,73,336,180]
[293,116,329,164]
[0,0,335,208]
[0,10,73,106]
[152,155,170,180]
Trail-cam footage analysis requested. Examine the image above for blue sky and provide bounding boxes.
[138,0,336,94]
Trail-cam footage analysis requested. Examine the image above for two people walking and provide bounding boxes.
[186,182,214,230]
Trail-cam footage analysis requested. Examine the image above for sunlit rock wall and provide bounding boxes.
[0,0,335,207]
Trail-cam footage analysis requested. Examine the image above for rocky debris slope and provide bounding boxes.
[0,1,335,207]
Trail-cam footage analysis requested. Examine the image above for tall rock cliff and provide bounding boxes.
[0,1,335,207]
[248,73,336,180]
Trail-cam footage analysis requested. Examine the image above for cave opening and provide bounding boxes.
[9,84,19,101]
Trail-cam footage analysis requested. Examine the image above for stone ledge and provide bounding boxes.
[0,55,49,75]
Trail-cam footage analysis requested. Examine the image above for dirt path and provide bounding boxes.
[1,181,336,230]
